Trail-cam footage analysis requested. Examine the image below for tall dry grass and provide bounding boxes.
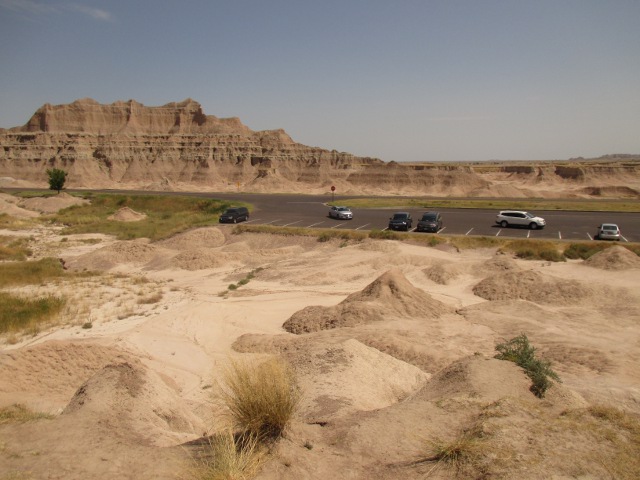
[218,357,300,442]
[190,430,266,480]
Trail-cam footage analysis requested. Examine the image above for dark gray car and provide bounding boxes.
[388,212,413,231]
[219,207,249,223]
[416,212,442,233]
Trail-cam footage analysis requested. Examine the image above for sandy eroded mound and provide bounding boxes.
[0,340,135,412]
[584,245,640,270]
[19,192,89,214]
[157,227,226,250]
[64,238,165,271]
[63,359,204,447]
[291,339,428,420]
[472,270,592,305]
[107,206,147,222]
[0,193,40,218]
[283,269,454,334]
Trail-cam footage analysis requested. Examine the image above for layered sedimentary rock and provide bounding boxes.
[1,98,639,197]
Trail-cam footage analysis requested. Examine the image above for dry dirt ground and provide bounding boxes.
[1,196,639,479]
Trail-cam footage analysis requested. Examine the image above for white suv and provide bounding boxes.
[496,211,546,230]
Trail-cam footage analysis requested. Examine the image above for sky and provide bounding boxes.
[1,0,639,162]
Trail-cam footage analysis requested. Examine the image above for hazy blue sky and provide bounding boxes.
[1,0,639,162]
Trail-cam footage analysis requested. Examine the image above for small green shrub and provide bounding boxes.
[495,334,561,398]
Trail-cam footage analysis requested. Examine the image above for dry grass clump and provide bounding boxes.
[190,430,266,480]
[559,405,640,479]
[445,235,502,250]
[422,425,487,476]
[0,404,54,424]
[136,292,163,304]
[218,357,300,442]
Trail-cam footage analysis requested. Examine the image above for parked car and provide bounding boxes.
[388,212,413,231]
[496,210,546,229]
[594,223,621,241]
[416,212,442,233]
[219,206,249,223]
[328,206,353,220]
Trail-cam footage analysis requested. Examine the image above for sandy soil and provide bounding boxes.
[1,196,639,479]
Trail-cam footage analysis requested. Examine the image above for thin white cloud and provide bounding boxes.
[0,0,113,21]
[65,3,113,21]
[0,0,56,14]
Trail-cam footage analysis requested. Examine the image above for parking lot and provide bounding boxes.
[239,199,640,243]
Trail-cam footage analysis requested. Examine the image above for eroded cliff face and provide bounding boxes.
[1,98,639,197]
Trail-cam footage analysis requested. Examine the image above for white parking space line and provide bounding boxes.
[496,229,502,236]
[558,231,562,239]
[622,235,629,242]
[281,220,302,227]
[465,228,474,236]
[263,220,281,225]
[527,230,531,238]
[355,224,370,230]
[331,224,345,229]
[307,222,325,227]
[438,227,446,233]
[587,233,593,240]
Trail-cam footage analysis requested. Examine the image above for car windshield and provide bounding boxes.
[525,212,536,218]
[393,214,408,220]
[337,207,349,211]
[421,214,437,221]
[225,209,238,214]
[603,225,618,231]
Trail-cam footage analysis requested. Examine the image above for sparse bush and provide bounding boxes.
[219,357,300,441]
[495,334,561,398]
[228,284,238,290]
[136,292,163,304]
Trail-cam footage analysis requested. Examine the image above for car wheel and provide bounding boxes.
[500,221,508,228]
[529,222,538,230]
[594,235,599,240]
[233,218,237,224]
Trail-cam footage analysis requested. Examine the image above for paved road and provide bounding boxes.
[6,189,639,242]
[201,192,640,243]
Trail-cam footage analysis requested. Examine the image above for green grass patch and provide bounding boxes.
[0,213,39,230]
[495,334,561,398]
[0,257,69,288]
[501,239,565,262]
[0,236,32,261]
[336,197,640,212]
[0,292,66,334]
[47,194,249,241]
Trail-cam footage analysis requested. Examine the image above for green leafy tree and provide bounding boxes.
[46,168,67,193]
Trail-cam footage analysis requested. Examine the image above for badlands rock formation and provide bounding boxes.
[1,98,639,197]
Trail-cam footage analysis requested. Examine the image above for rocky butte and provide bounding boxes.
[0,98,639,197]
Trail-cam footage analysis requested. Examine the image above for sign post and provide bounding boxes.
[331,185,335,202]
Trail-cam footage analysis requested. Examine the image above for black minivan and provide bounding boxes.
[219,207,249,223]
